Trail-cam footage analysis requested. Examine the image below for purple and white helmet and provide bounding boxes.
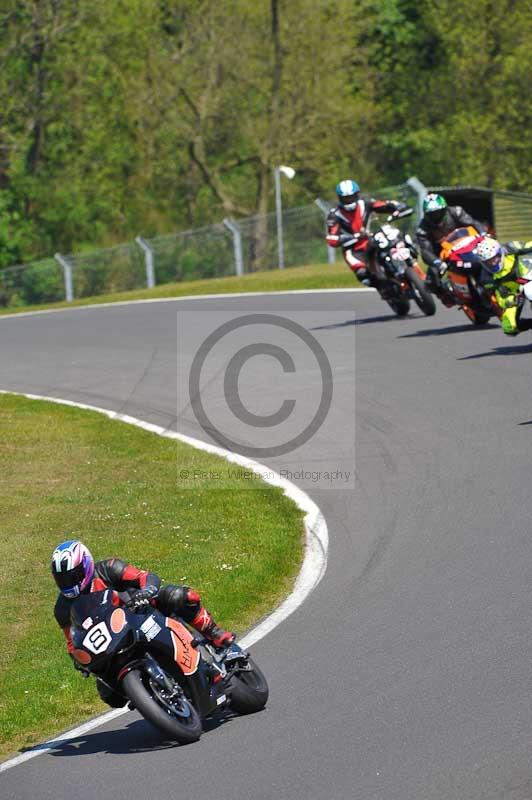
[476,236,503,273]
[51,540,94,598]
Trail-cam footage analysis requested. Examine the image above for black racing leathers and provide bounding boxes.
[416,206,484,268]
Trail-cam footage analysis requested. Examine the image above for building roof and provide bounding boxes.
[428,185,532,201]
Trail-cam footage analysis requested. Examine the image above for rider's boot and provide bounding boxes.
[425,264,442,293]
[96,677,128,709]
[437,288,455,308]
[434,270,455,308]
[355,267,378,288]
[190,606,236,648]
[517,319,532,333]
[354,267,369,285]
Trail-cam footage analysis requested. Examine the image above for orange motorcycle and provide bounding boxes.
[438,227,500,325]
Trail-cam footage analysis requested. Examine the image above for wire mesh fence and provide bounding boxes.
[235,204,328,272]
[67,242,146,299]
[0,201,342,308]
[0,258,64,307]
[146,224,235,284]
[8,178,527,310]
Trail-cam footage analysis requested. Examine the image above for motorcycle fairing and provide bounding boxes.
[166,618,200,676]
[110,608,126,634]
[447,271,473,301]
[440,226,483,264]
[72,647,92,665]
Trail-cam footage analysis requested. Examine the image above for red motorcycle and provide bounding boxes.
[438,227,500,325]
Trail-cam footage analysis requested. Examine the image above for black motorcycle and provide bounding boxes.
[370,208,436,317]
[70,590,269,744]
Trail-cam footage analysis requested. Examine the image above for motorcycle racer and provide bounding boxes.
[477,237,532,335]
[52,539,235,707]
[326,179,406,285]
[416,194,485,305]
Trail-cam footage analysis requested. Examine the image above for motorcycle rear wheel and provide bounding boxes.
[229,657,269,714]
[122,668,202,744]
[406,267,436,316]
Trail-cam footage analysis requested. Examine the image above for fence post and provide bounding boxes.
[314,198,336,264]
[54,253,74,302]
[135,236,156,288]
[406,176,427,226]
[274,167,285,269]
[223,218,244,276]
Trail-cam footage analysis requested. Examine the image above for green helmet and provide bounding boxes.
[423,193,447,224]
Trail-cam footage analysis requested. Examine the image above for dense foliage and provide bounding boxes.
[0,0,530,267]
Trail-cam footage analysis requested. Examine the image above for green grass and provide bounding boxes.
[0,262,358,317]
[0,394,304,758]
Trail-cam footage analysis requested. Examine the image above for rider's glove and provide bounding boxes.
[432,258,446,275]
[74,662,90,678]
[339,232,361,247]
[127,584,158,611]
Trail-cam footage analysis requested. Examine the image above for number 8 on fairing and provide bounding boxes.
[82,621,112,654]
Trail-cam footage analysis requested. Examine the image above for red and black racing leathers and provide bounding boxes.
[54,557,233,652]
[326,197,402,279]
[54,557,234,706]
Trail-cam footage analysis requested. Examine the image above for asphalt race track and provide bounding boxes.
[2,290,532,800]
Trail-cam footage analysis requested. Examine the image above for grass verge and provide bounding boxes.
[0,262,358,317]
[0,394,304,758]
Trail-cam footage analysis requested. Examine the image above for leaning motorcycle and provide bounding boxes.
[369,208,436,317]
[70,589,269,744]
[437,226,500,325]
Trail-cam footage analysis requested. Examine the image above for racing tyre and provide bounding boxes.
[122,668,202,744]
[229,658,269,714]
[386,297,410,317]
[406,267,436,316]
[463,306,491,326]
[471,312,491,325]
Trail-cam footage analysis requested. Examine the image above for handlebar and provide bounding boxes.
[118,589,136,605]
[386,207,414,222]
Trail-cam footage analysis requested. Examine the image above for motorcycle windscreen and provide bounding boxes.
[166,618,200,675]
[70,589,120,628]
[440,226,481,260]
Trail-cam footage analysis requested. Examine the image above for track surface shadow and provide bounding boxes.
[458,341,532,360]
[311,314,417,331]
[398,322,498,338]
[45,709,240,758]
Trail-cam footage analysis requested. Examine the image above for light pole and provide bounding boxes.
[274,164,296,269]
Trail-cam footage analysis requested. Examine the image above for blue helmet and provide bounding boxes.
[336,179,360,211]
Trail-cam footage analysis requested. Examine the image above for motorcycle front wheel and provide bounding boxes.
[385,295,410,317]
[229,657,269,714]
[406,267,436,316]
[463,306,491,325]
[122,668,202,744]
